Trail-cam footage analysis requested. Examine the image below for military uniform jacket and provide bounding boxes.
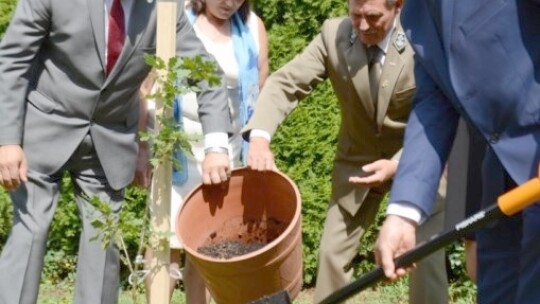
[243,17,416,215]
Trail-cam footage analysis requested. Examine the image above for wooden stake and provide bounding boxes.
[148,1,176,303]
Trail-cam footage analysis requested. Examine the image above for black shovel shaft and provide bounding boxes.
[319,176,540,304]
[319,204,501,304]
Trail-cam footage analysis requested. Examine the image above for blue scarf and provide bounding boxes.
[228,12,260,164]
[173,9,259,185]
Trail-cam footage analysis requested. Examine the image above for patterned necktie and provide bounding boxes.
[367,45,382,103]
[106,0,125,75]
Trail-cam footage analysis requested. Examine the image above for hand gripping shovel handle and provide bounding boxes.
[319,176,540,304]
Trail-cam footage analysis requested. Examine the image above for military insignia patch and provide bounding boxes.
[393,31,406,52]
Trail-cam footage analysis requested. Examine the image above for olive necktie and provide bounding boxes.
[367,45,382,103]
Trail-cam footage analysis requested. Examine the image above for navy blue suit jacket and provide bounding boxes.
[391,0,540,216]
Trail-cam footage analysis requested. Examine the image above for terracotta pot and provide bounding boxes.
[176,168,303,303]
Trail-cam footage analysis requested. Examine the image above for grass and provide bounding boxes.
[38,283,408,304]
[293,278,411,304]
[37,276,475,304]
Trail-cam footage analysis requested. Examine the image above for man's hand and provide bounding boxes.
[374,215,417,280]
[247,136,277,171]
[0,144,28,190]
[202,150,230,185]
[349,159,398,187]
[133,142,152,188]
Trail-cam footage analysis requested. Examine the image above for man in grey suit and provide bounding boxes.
[0,0,232,303]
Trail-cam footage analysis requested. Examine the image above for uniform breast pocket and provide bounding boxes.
[392,87,415,108]
[387,87,414,121]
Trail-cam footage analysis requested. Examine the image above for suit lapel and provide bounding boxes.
[87,0,106,74]
[376,30,404,129]
[401,0,456,101]
[344,33,375,118]
[441,0,455,57]
[104,0,155,85]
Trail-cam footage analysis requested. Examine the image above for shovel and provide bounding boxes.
[318,175,540,304]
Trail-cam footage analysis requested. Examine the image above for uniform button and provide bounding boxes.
[489,133,499,144]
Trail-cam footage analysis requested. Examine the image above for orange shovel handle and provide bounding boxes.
[498,177,540,216]
[319,175,540,304]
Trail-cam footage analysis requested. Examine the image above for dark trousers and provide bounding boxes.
[476,149,540,304]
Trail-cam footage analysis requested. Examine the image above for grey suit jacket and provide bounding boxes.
[0,0,231,190]
[243,17,415,215]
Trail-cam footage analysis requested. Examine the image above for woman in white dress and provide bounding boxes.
[139,0,268,303]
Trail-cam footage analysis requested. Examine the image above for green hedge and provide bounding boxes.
[0,0,470,292]
[0,174,148,285]
[0,0,15,37]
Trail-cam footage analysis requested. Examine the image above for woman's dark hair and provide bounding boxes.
[190,0,250,23]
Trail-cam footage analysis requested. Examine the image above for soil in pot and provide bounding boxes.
[196,216,286,259]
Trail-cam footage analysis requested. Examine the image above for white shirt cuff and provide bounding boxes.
[386,202,424,225]
[249,129,271,142]
[204,132,228,149]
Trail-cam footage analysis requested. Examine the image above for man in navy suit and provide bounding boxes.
[374,1,540,303]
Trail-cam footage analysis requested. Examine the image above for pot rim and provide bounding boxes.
[176,167,302,263]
